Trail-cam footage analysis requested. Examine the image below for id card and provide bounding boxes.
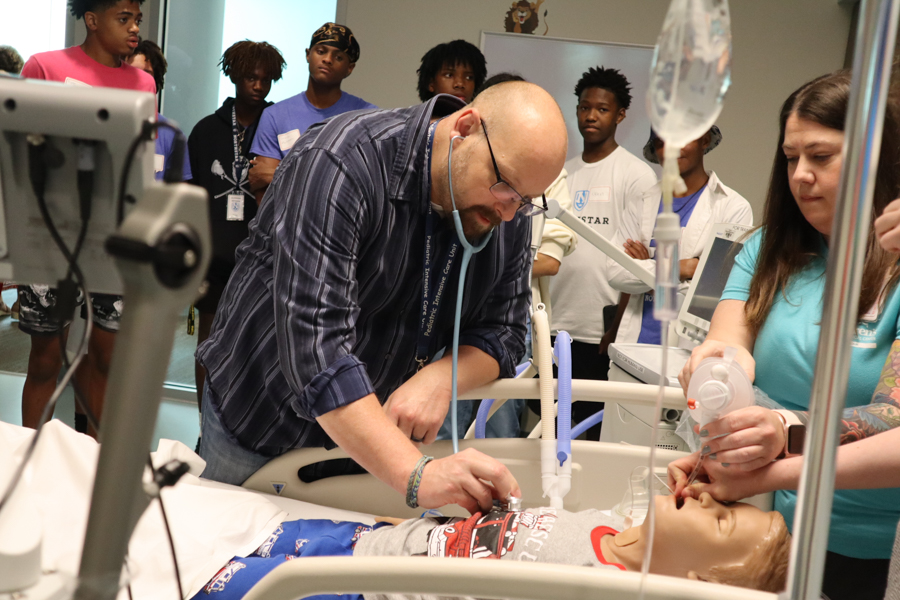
[227,194,244,221]
[154,153,165,173]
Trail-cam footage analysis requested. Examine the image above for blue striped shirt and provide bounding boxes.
[196,96,532,454]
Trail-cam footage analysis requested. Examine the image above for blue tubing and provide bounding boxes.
[570,409,604,440]
[474,362,532,439]
[555,331,572,466]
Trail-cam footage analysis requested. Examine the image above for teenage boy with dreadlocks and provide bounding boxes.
[188,40,286,405]
[17,0,155,438]
[416,39,487,104]
[247,23,375,202]
[547,67,657,439]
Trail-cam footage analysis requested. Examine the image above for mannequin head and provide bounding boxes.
[610,493,790,592]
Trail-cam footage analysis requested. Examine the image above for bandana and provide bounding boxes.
[309,22,360,64]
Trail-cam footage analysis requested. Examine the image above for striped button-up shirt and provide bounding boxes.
[197,95,532,454]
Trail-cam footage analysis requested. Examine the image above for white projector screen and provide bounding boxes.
[481,31,657,167]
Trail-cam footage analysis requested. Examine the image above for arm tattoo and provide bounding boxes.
[839,339,900,444]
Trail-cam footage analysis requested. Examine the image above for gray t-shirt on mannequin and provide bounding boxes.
[355,507,624,599]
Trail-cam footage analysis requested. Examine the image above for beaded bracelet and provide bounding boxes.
[405,455,434,509]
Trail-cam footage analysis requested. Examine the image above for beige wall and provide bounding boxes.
[339,0,853,218]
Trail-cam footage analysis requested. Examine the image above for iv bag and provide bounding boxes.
[647,0,732,148]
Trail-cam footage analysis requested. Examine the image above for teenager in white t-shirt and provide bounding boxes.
[546,67,657,438]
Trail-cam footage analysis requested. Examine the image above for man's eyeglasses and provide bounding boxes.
[481,119,548,217]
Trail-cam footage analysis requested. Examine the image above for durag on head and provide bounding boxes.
[309,22,361,64]
[643,125,723,164]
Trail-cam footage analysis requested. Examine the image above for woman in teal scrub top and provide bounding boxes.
[672,70,900,600]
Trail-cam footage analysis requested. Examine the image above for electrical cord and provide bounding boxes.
[146,457,188,600]
[117,118,187,225]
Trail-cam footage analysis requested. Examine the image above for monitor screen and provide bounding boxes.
[685,236,744,323]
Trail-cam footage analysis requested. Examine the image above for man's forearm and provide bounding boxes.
[432,345,501,391]
[532,253,560,278]
[317,394,421,494]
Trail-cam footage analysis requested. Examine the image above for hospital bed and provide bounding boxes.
[0,418,778,600]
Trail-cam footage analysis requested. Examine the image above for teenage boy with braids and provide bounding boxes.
[547,67,657,439]
[248,23,376,202]
[17,0,155,438]
[188,40,286,405]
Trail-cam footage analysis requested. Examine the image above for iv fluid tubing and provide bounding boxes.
[447,134,493,454]
[569,409,604,439]
[555,331,573,466]
[654,145,684,322]
[474,361,532,439]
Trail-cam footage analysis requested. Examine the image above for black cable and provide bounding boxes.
[117,119,187,225]
[0,137,96,515]
[147,456,185,600]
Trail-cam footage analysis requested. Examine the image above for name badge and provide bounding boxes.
[227,194,244,221]
[154,153,165,173]
[277,129,301,152]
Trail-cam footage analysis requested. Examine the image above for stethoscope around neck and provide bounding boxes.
[447,133,493,453]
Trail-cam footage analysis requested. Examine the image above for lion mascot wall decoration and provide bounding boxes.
[504,0,549,35]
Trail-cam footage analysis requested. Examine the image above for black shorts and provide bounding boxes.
[17,285,122,335]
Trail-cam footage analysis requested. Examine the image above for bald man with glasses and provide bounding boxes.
[196,83,568,514]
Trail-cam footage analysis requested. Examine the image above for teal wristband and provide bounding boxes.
[405,455,434,509]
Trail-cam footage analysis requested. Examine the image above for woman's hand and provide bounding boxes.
[668,453,778,502]
[697,406,785,471]
[678,339,756,393]
[875,198,900,252]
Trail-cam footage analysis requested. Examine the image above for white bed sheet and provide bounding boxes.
[0,421,375,600]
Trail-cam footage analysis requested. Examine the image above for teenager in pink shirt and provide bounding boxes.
[18,0,154,439]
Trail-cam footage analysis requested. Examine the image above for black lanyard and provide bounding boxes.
[231,106,251,196]
[416,121,460,370]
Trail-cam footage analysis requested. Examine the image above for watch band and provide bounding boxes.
[774,410,805,459]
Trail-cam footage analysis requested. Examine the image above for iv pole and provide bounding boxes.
[786,1,900,599]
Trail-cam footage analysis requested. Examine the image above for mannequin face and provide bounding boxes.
[647,493,778,578]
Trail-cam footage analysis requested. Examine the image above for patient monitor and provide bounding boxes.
[604,223,751,450]
[0,75,210,600]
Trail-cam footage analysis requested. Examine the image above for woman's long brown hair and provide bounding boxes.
[744,70,900,338]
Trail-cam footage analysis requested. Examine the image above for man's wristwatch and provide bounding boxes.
[774,410,806,459]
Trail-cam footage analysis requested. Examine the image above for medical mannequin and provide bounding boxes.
[191,493,790,600]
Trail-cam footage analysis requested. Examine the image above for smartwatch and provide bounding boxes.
[774,410,806,459]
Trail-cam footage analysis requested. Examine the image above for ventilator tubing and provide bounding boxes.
[531,305,565,506]
[554,331,573,467]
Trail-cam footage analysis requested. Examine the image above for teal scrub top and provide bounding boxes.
[721,230,900,559]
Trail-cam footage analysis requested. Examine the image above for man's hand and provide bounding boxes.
[416,448,522,514]
[679,257,700,281]
[384,364,452,445]
[317,395,518,514]
[598,329,616,356]
[623,239,650,260]
[249,156,280,193]
[384,346,500,445]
